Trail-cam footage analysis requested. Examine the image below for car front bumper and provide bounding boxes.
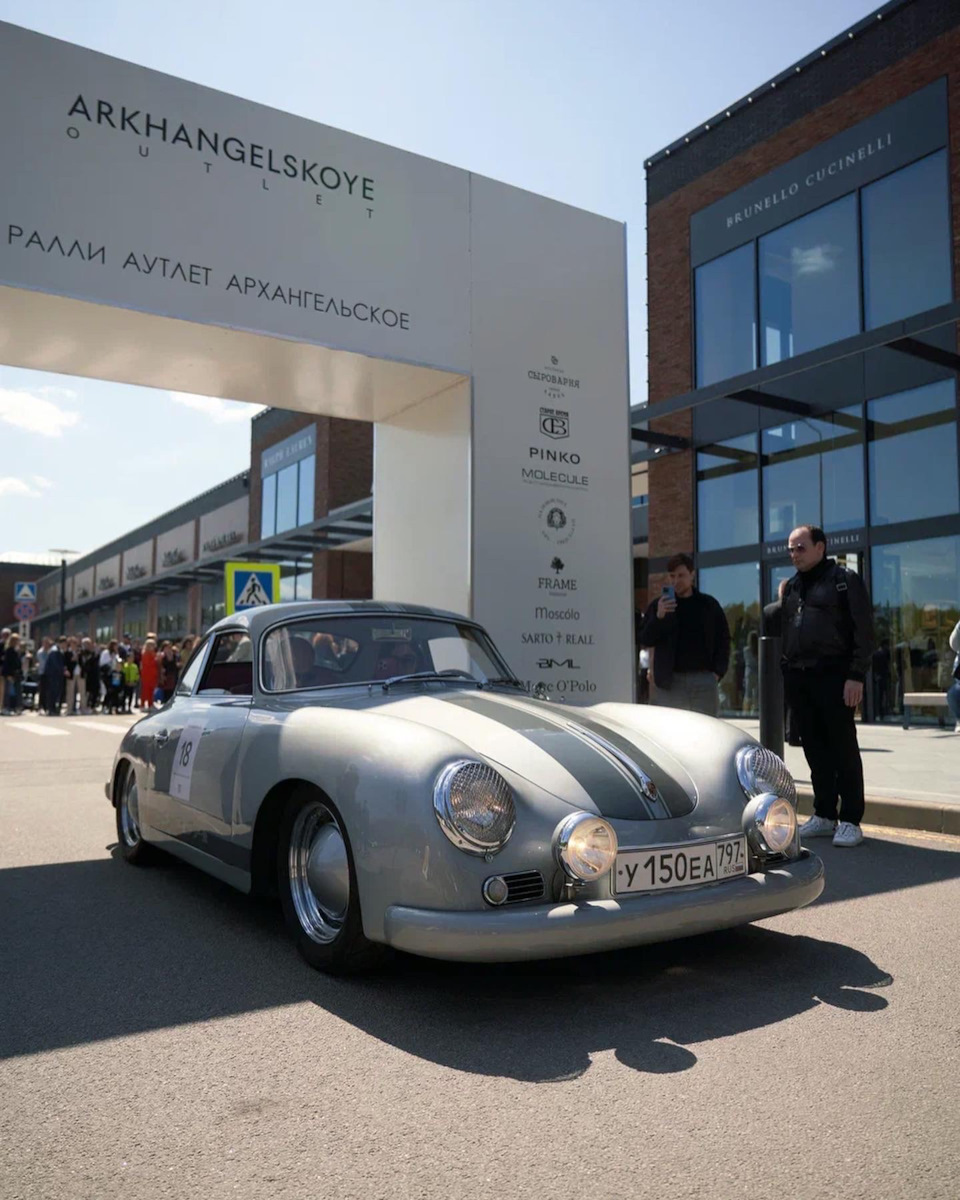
[383,850,824,962]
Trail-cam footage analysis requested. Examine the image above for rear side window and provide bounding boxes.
[198,632,253,696]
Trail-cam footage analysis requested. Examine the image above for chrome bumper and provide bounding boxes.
[383,850,824,962]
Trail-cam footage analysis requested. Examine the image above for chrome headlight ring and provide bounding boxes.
[433,759,516,857]
[742,792,798,859]
[554,812,619,883]
[736,744,797,807]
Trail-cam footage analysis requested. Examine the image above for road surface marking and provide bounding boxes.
[0,721,68,737]
[69,720,131,734]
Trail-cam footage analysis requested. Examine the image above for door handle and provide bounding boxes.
[155,730,169,746]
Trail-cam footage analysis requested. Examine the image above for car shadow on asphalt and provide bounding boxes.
[0,841,924,1077]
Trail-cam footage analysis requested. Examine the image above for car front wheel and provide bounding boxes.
[277,787,386,974]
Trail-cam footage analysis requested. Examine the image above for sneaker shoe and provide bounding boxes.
[833,821,864,848]
[955,721,960,734]
[800,815,837,839]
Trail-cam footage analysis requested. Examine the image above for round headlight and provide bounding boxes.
[555,812,619,882]
[736,745,797,807]
[742,792,797,857]
[434,760,516,856]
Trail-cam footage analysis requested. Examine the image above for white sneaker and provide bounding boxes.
[955,721,960,733]
[833,821,864,848]
[800,815,837,839]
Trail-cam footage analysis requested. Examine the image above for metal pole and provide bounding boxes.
[758,635,784,759]
[59,557,66,634]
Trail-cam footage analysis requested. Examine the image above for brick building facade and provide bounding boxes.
[642,0,960,720]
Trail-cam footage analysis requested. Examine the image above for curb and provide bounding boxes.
[797,788,960,837]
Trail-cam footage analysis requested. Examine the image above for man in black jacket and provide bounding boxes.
[777,525,874,848]
[638,553,730,717]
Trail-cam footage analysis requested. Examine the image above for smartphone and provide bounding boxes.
[661,584,676,601]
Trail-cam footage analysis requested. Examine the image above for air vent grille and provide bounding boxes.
[503,870,545,904]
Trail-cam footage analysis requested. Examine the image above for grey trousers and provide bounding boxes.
[652,670,719,717]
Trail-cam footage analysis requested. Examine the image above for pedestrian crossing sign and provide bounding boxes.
[14,581,37,602]
[225,562,281,615]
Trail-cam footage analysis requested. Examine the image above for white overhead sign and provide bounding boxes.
[0,21,471,373]
[0,21,634,701]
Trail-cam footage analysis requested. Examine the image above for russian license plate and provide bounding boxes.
[614,836,747,895]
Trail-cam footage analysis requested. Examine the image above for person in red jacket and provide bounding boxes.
[139,637,158,709]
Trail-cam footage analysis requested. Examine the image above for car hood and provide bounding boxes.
[356,689,699,820]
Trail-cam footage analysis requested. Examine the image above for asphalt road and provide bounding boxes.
[2,712,959,1200]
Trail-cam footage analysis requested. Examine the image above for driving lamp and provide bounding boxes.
[555,812,618,882]
[742,792,797,858]
[736,745,797,806]
[433,760,516,856]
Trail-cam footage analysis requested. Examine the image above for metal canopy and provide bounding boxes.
[631,301,960,464]
[38,497,374,621]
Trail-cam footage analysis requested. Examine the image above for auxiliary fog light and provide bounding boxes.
[742,792,797,858]
[555,812,618,883]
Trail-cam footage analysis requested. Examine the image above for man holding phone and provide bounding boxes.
[638,553,730,717]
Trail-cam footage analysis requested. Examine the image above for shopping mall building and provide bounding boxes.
[28,0,959,721]
[31,410,373,643]
[636,0,960,719]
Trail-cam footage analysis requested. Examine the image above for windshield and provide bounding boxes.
[260,614,518,693]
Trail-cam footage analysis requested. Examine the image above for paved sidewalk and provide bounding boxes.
[730,718,959,835]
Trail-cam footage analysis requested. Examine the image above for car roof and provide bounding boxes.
[206,599,476,638]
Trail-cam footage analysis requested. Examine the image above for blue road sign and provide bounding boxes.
[14,581,38,602]
[225,562,280,614]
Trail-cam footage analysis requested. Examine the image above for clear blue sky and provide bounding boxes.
[0,0,876,556]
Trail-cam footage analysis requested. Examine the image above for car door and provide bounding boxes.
[151,631,253,860]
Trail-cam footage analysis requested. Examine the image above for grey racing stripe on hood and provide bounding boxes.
[441,695,693,820]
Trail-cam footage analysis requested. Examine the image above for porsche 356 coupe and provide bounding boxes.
[107,601,823,972]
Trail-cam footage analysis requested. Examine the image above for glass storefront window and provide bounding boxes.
[261,473,277,539]
[201,579,226,632]
[276,462,299,534]
[762,405,864,539]
[279,560,314,601]
[862,151,951,330]
[156,590,189,638]
[698,562,761,717]
[94,614,115,643]
[695,244,757,387]
[122,600,147,640]
[261,455,316,540]
[868,381,959,525]
[871,536,960,721]
[760,195,859,366]
[298,454,315,526]
[697,434,759,552]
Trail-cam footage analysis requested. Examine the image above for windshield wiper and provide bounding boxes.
[483,676,526,691]
[380,670,482,693]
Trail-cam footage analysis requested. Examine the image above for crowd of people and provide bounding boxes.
[0,629,197,717]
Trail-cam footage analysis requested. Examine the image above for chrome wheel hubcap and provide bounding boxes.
[289,802,350,944]
[120,771,141,847]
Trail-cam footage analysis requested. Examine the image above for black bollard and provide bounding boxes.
[758,635,784,759]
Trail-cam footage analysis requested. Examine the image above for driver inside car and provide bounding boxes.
[373,641,422,680]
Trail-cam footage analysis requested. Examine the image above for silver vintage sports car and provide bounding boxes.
[107,601,824,972]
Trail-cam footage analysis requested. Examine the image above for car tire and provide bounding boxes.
[277,786,387,974]
[116,764,153,865]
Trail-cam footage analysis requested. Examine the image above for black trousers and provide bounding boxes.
[784,669,865,825]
